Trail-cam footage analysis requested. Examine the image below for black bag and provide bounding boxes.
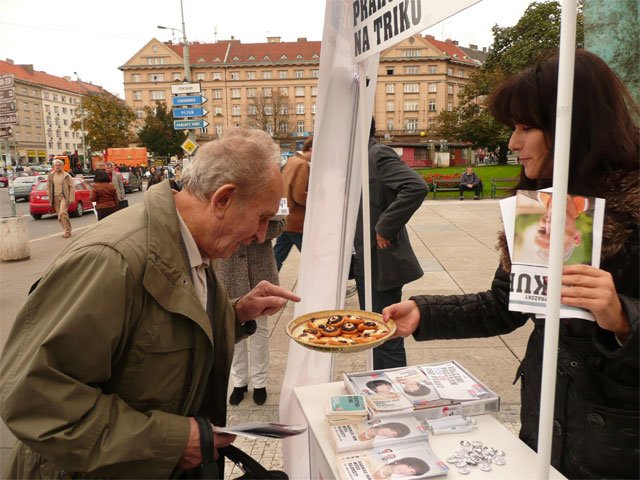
[118,199,129,209]
[219,445,288,480]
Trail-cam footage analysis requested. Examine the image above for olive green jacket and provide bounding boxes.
[0,181,246,478]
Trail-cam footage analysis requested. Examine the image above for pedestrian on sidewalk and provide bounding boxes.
[214,218,285,406]
[105,162,125,204]
[46,158,75,238]
[354,118,428,370]
[90,169,119,221]
[383,50,639,480]
[274,136,312,270]
[0,127,300,479]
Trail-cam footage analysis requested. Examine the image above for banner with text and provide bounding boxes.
[352,0,480,62]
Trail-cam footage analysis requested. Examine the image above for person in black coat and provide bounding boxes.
[383,50,639,479]
[353,118,428,369]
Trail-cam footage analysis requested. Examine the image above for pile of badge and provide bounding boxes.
[445,440,506,475]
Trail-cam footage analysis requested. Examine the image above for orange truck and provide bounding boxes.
[92,147,148,170]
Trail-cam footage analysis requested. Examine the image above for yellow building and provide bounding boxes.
[119,34,481,150]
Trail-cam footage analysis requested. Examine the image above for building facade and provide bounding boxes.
[0,60,101,166]
[120,34,483,151]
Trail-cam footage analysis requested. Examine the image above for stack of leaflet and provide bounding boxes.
[325,395,369,425]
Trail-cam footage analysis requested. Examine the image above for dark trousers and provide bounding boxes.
[354,276,406,370]
[96,207,117,221]
[459,184,482,197]
[274,231,303,271]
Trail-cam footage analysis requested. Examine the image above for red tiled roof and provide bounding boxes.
[166,39,321,64]
[0,60,104,94]
[424,35,478,65]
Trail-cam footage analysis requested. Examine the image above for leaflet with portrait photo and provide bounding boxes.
[383,367,452,408]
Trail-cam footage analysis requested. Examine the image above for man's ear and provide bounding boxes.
[210,184,237,216]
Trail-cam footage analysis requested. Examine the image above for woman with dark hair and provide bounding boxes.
[372,457,429,479]
[146,166,163,190]
[383,50,638,479]
[90,169,119,221]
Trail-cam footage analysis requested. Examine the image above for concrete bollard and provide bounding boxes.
[0,216,31,261]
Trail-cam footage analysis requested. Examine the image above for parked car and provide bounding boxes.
[121,171,142,193]
[0,173,8,187]
[11,175,47,201]
[29,178,95,219]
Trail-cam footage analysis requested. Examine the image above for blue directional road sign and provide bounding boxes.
[172,107,208,118]
[174,119,209,130]
[172,95,207,106]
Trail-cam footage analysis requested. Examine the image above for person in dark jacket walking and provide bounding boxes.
[353,118,428,370]
[383,50,639,479]
[90,169,119,220]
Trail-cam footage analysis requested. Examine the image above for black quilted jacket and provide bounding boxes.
[411,191,639,479]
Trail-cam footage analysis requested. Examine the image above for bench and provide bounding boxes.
[490,177,519,199]
[431,179,484,200]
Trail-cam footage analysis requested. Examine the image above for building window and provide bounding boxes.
[447,101,454,112]
[278,70,288,79]
[403,83,419,93]
[248,105,257,116]
[247,71,256,80]
[279,87,289,96]
[311,69,319,78]
[263,71,272,79]
[280,105,289,115]
[215,124,223,135]
[263,87,272,97]
[231,88,241,99]
[296,103,305,114]
[428,83,437,93]
[265,106,273,115]
[311,86,318,97]
[232,105,241,116]
[386,67,395,75]
[404,49,421,57]
[428,100,437,111]
[386,120,394,130]
[296,121,305,133]
[195,72,206,81]
[406,118,418,131]
[23,101,29,111]
[386,101,395,112]
[311,103,317,114]
[150,90,165,100]
[458,69,465,77]
[135,108,144,118]
[133,90,142,100]
[447,83,454,95]
[405,66,419,74]
[132,74,141,82]
[150,73,165,82]
[43,92,49,99]
[212,72,222,81]
[214,106,223,115]
[386,84,395,94]
[447,67,453,76]
[213,89,222,99]
[247,88,256,98]
[230,72,240,80]
[295,70,304,78]
[173,72,182,80]
[266,123,274,135]
[404,101,419,111]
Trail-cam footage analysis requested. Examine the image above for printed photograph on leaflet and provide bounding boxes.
[419,361,492,402]
[347,372,414,412]
[501,189,605,321]
[330,414,430,453]
[383,367,453,408]
[337,442,449,480]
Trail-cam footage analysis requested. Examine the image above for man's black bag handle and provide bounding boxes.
[194,416,218,479]
[218,445,288,480]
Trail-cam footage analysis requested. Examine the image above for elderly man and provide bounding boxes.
[1,128,299,478]
[46,158,75,238]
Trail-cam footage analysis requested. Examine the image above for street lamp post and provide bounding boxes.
[158,0,195,148]
[73,72,88,169]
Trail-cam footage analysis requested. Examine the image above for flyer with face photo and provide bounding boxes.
[383,367,453,408]
[337,442,448,480]
[501,189,605,320]
[347,371,414,413]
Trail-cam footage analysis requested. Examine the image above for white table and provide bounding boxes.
[294,381,566,479]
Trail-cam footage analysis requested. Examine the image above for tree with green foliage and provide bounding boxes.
[72,91,136,152]
[438,1,584,163]
[137,102,187,162]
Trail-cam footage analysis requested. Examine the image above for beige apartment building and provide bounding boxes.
[0,59,101,166]
[120,34,483,151]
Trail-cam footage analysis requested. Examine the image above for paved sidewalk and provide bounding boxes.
[0,199,527,478]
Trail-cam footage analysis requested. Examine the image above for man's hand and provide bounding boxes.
[382,300,420,338]
[376,233,391,249]
[178,418,237,469]
[467,183,473,189]
[235,280,301,323]
[561,264,630,341]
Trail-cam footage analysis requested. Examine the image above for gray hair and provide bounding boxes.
[52,159,64,166]
[181,127,280,202]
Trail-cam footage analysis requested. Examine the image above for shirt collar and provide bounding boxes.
[176,209,210,269]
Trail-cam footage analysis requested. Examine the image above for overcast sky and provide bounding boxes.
[1,0,536,97]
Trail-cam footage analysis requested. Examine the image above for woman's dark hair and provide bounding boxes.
[378,422,411,437]
[392,457,429,475]
[402,383,431,397]
[366,379,392,391]
[93,169,109,183]
[489,49,639,195]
